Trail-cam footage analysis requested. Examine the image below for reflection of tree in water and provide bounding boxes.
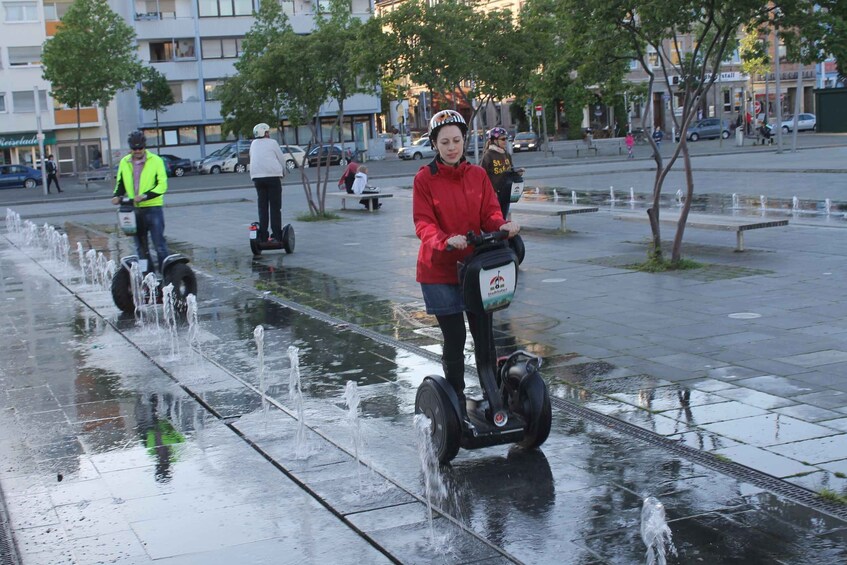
[442,448,556,548]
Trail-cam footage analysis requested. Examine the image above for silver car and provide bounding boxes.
[398,138,436,160]
[777,113,816,133]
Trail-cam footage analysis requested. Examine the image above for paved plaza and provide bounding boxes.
[1,138,846,563]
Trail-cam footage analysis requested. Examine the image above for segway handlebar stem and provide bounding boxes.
[465,230,510,247]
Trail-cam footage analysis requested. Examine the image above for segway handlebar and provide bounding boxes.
[465,230,510,247]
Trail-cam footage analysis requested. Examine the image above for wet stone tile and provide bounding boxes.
[734,375,819,397]
[776,349,847,367]
[711,387,796,410]
[791,389,847,411]
[701,413,838,447]
[67,529,150,565]
[768,435,847,466]
[712,445,811,478]
[772,404,845,423]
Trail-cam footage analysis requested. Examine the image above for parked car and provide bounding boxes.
[196,141,250,174]
[397,138,436,160]
[159,154,193,177]
[682,118,731,141]
[305,144,352,167]
[280,145,306,171]
[512,132,539,152]
[0,164,42,189]
[777,113,816,133]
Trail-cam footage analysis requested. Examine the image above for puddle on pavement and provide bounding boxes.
[2,221,846,564]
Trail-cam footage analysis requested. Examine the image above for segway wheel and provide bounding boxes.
[415,379,461,464]
[164,263,198,313]
[282,224,295,254]
[250,238,261,256]
[516,376,552,450]
[509,234,526,265]
[111,268,135,313]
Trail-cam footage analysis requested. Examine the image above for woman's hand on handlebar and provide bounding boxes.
[446,234,468,250]
[499,221,520,238]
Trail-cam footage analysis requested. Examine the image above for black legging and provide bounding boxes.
[436,311,478,374]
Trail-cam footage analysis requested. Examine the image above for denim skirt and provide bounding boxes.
[420,283,465,316]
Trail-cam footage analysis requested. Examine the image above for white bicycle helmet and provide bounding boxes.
[428,110,467,147]
[253,123,270,138]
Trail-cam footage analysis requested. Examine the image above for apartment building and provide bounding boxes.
[0,0,380,171]
[0,0,109,172]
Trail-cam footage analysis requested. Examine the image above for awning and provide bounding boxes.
[0,132,57,148]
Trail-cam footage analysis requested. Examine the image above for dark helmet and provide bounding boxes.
[428,110,467,147]
[128,130,146,150]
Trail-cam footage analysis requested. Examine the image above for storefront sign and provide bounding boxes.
[0,132,56,148]
[705,72,748,82]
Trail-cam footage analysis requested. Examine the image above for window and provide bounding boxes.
[204,79,223,101]
[204,124,236,143]
[0,93,5,112]
[201,38,243,59]
[11,90,47,113]
[44,1,72,20]
[4,1,38,22]
[149,39,195,62]
[8,46,41,66]
[198,0,252,17]
[168,82,182,102]
[647,52,659,68]
[155,126,199,146]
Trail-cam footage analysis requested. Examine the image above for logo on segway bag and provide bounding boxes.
[479,264,516,312]
[493,410,508,427]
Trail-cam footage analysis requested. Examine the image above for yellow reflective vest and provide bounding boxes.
[113,151,168,207]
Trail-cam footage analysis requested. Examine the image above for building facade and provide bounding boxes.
[0,0,381,172]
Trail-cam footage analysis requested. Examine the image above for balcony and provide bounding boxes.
[142,100,203,124]
[54,107,100,127]
[135,16,197,40]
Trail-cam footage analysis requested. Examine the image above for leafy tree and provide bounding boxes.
[42,0,143,175]
[138,67,175,153]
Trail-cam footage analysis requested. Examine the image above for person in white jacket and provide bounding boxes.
[350,165,381,210]
[249,123,287,242]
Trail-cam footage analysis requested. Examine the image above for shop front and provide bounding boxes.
[0,132,56,166]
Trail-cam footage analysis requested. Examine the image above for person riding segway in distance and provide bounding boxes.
[249,122,287,244]
[412,110,520,423]
[112,130,169,273]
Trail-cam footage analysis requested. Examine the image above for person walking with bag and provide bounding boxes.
[46,154,62,193]
[413,110,520,421]
[249,123,287,244]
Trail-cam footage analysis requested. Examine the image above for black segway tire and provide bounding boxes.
[415,379,461,464]
[509,234,526,265]
[282,224,295,254]
[164,263,198,313]
[516,375,552,449]
[111,268,135,314]
[250,238,261,256]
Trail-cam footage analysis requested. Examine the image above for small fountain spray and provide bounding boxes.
[629,187,636,204]
[825,198,832,215]
[161,283,179,359]
[792,195,800,214]
[288,346,308,458]
[343,381,364,493]
[85,249,98,287]
[609,186,616,203]
[254,325,267,413]
[414,414,448,547]
[143,273,160,330]
[675,189,683,205]
[77,242,86,284]
[760,195,767,210]
[571,190,577,205]
[186,294,199,357]
[641,496,676,565]
[731,193,739,209]
[552,189,559,201]
[129,262,144,317]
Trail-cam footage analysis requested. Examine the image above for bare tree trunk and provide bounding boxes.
[671,138,694,264]
[76,104,88,191]
[791,64,802,152]
[102,104,114,176]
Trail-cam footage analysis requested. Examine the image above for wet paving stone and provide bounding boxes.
[3,232,847,564]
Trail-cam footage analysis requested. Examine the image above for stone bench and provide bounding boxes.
[327,191,393,211]
[614,212,789,251]
[555,140,597,157]
[510,202,599,231]
[592,138,627,155]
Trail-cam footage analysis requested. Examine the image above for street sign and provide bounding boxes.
[754,101,762,114]
[535,104,542,117]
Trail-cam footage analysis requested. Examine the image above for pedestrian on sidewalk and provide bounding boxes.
[412,109,520,422]
[652,127,664,151]
[338,159,359,193]
[46,154,62,193]
[249,123,287,244]
[625,132,635,159]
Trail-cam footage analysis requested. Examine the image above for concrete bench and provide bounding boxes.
[592,138,626,155]
[614,212,789,251]
[327,191,393,211]
[555,140,597,157]
[510,202,599,231]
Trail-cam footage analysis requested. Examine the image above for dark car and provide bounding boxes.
[0,164,42,189]
[305,144,352,167]
[512,131,539,152]
[159,154,193,177]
